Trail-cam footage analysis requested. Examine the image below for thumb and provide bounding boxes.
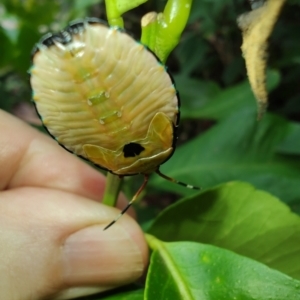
[0,187,148,300]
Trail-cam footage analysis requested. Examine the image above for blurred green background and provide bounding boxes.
[1,0,300,221]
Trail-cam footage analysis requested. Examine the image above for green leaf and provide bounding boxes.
[68,0,104,20]
[174,75,221,120]
[174,32,211,76]
[14,22,40,75]
[152,108,300,207]
[2,0,59,25]
[192,79,256,120]
[73,0,102,11]
[179,69,280,120]
[145,237,300,300]
[0,27,14,70]
[186,0,234,35]
[148,182,300,279]
[277,121,300,155]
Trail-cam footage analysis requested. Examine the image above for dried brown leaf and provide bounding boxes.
[238,0,286,119]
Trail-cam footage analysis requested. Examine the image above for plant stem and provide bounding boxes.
[104,0,124,28]
[102,172,123,207]
[145,234,160,250]
[140,0,193,63]
[101,0,125,208]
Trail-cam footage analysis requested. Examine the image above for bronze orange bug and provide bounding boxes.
[30,18,199,229]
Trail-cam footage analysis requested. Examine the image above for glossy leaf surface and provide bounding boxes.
[148,182,300,279]
[145,238,300,300]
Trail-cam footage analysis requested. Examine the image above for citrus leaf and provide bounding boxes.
[174,32,211,76]
[179,69,280,120]
[276,121,300,155]
[2,0,59,25]
[175,75,221,120]
[152,108,300,207]
[148,182,300,279]
[145,237,300,300]
[191,69,280,120]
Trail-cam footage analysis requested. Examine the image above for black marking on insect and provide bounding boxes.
[30,18,200,230]
[123,143,145,158]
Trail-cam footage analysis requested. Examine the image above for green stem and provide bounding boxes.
[105,0,148,28]
[102,0,126,208]
[140,0,193,63]
[145,233,161,250]
[102,172,123,207]
[103,0,148,208]
[141,12,158,50]
[105,0,124,28]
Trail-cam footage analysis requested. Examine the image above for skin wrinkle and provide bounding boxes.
[6,129,105,200]
[0,145,19,190]
[16,139,81,189]
[0,132,29,191]
[0,110,134,213]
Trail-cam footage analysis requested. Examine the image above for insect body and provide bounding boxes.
[30,18,199,229]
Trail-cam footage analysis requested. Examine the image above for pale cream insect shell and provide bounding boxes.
[30,18,179,176]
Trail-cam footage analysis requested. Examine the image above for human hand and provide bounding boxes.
[0,109,148,299]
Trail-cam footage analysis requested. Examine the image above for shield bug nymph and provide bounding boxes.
[30,18,199,229]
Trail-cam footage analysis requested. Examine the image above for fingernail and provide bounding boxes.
[62,224,144,286]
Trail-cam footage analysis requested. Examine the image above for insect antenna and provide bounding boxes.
[104,169,199,230]
[103,174,149,230]
[156,169,201,190]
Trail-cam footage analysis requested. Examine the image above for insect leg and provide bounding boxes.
[103,174,149,230]
[156,169,201,190]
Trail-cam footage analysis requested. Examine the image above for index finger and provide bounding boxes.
[0,109,107,200]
